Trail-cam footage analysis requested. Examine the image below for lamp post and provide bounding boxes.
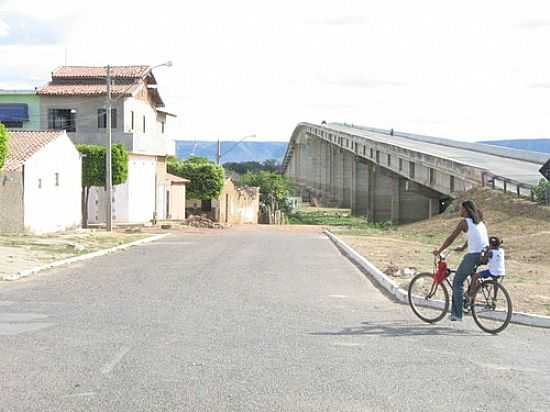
[217,134,256,165]
[104,61,173,231]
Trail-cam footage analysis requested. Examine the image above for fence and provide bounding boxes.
[483,173,549,205]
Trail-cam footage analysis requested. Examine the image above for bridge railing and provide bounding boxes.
[483,173,537,201]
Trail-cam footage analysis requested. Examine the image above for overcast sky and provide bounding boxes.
[1,0,550,142]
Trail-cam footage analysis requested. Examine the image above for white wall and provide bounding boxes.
[23,135,82,233]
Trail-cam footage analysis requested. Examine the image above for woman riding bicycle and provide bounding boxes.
[433,200,489,322]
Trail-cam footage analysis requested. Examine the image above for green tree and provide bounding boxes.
[224,159,281,175]
[77,144,129,227]
[240,171,292,212]
[168,156,224,200]
[0,123,8,170]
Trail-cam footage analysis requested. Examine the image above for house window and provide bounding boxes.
[130,111,134,130]
[143,116,146,133]
[409,162,416,179]
[429,168,435,185]
[55,173,59,187]
[161,121,165,134]
[2,121,23,128]
[48,109,76,132]
[97,109,117,129]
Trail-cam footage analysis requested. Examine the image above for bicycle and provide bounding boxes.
[407,252,513,334]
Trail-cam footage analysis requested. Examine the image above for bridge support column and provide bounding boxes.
[342,151,354,208]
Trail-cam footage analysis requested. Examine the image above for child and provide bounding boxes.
[468,236,505,299]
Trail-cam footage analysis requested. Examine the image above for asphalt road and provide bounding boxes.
[1,227,549,411]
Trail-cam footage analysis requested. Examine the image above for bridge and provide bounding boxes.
[282,122,547,224]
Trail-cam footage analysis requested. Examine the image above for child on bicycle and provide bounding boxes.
[467,236,505,299]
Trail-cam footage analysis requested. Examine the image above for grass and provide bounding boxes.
[288,207,392,234]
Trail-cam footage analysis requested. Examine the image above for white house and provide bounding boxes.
[36,65,176,225]
[0,130,82,233]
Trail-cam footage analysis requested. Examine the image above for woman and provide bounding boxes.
[433,200,489,321]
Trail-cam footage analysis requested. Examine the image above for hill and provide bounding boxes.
[479,139,550,154]
[175,141,288,163]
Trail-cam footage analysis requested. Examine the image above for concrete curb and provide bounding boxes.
[324,230,550,329]
[1,233,171,282]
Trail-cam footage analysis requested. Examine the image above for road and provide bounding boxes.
[1,227,549,411]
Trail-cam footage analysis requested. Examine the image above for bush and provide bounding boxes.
[533,178,550,204]
[0,123,8,170]
[240,171,292,213]
[168,156,225,200]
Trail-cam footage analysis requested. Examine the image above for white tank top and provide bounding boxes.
[465,218,489,254]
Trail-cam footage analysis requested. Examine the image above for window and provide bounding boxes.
[376,150,380,163]
[409,162,416,179]
[55,173,59,187]
[450,175,455,192]
[97,109,117,129]
[161,121,165,134]
[387,154,391,166]
[48,109,76,132]
[399,158,403,171]
[130,111,134,130]
[370,148,374,158]
[143,115,146,133]
[429,168,435,185]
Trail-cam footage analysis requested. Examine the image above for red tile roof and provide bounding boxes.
[36,83,138,96]
[52,65,149,79]
[3,130,65,172]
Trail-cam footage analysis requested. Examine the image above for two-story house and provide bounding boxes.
[37,66,176,224]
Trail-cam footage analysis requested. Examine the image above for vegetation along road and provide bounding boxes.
[1,226,549,411]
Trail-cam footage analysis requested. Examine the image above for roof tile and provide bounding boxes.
[2,130,65,172]
[52,65,149,79]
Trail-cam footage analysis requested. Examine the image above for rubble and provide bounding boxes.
[184,215,226,229]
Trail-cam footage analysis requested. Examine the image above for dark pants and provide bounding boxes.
[452,253,481,319]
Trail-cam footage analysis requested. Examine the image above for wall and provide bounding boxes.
[0,169,24,232]
[0,93,41,129]
[23,135,81,233]
[168,183,186,220]
[214,179,259,224]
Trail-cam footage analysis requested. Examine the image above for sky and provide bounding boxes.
[1,0,550,142]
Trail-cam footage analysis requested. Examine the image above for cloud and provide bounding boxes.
[517,19,550,30]
[310,16,367,26]
[0,14,65,45]
[327,78,405,88]
[528,82,550,89]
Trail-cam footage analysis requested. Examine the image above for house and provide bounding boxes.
[187,178,260,224]
[166,173,189,220]
[0,130,81,233]
[36,66,176,224]
[0,90,40,129]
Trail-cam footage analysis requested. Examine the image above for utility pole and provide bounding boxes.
[105,65,113,231]
[216,139,222,165]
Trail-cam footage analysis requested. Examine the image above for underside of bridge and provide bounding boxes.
[286,133,445,224]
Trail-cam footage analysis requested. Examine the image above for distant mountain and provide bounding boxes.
[479,139,550,154]
[175,141,288,163]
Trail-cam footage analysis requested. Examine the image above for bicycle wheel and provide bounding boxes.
[408,272,449,323]
[471,279,512,334]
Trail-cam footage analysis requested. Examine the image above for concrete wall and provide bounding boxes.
[0,93,41,129]
[23,135,81,233]
[0,169,24,233]
[168,183,186,220]
[214,179,260,224]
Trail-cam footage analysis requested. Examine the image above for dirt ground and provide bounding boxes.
[339,188,550,316]
[0,230,150,280]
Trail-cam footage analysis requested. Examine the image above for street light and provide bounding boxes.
[217,134,256,165]
[105,61,173,231]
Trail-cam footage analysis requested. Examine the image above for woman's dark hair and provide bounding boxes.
[462,200,483,224]
[489,236,502,248]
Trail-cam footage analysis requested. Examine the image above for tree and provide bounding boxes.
[224,159,281,175]
[240,171,292,211]
[168,156,224,200]
[77,144,129,227]
[532,178,550,205]
[0,123,8,170]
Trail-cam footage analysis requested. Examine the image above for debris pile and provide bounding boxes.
[184,215,226,229]
[384,263,417,278]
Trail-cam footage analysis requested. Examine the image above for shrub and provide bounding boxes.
[168,156,225,200]
[0,123,8,170]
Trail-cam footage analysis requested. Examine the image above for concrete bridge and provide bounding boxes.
[282,122,547,224]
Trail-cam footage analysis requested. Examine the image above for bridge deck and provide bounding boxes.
[330,124,544,186]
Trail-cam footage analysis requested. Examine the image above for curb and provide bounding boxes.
[324,230,550,329]
[2,233,171,282]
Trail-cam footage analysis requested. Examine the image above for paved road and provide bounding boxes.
[1,228,549,411]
